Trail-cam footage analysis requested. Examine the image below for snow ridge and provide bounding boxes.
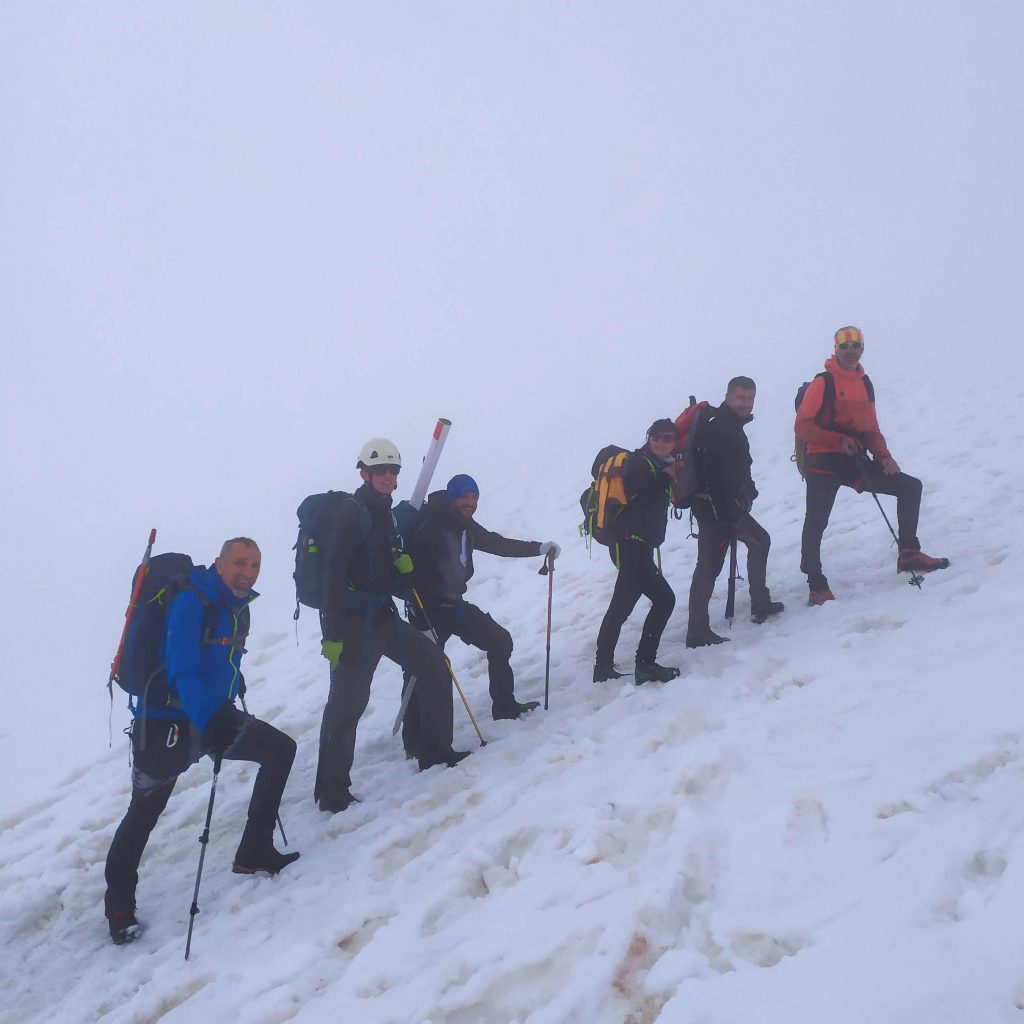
[3,372,1024,1024]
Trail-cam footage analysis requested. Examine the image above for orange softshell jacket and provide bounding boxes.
[795,356,892,462]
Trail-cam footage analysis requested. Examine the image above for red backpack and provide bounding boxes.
[671,397,712,508]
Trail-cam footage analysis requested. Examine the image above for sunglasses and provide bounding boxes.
[370,464,401,477]
[650,432,677,443]
[837,341,863,351]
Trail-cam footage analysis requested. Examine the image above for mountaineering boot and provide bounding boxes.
[807,573,835,606]
[492,700,541,721]
[318,790,360,814]
[686,629,730,648]
[108,907,142,946]
[897,548,950,574]
[232,840,301,876]
[635,662,681,685]
[593,663,624,683]
[418,747,471,772]
[750,598,785,624]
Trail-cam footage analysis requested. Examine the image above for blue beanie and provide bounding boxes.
[446,474,479,500]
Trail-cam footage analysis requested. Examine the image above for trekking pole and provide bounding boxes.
[107,529,158,738]
[238,696,288,847]
[725,539,738,626]
[411,589,487,747]
[866,485,924,590]
[185,754,222,961]
[538,550,555,710]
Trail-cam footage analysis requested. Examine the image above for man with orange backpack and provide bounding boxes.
[593,419,681,686]
[796,326,949,604]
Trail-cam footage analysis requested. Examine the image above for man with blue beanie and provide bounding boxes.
[401,473,560,755]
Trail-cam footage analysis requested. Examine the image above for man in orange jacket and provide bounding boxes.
[796,326,948,604]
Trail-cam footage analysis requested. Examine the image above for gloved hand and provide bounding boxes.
[718,520,738,541]
[202,701,244,754]
[539,541,561,560]
[237,674,247,698]
[394,553,414,575]
[321,639,344,669]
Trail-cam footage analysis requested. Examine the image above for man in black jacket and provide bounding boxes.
[686,377,783,647]
[594,419,681,686]
[401,474,560,756]
[316,437,467,814]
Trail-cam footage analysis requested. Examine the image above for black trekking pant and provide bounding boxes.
[687,507,771,635]
[800,457,922,583]
[401,600,516,754]
[595,540,675,668]
[315,612,454,806]
[104,711,296,917]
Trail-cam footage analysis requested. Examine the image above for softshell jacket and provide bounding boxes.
[795,356,892,462]
[412,489,541,605]
[694,403,757,524]
[164,564,255,732]
[321,482,408,639]
[619,446,672,547]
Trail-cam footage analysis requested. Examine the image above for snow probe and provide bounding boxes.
[408,417,452,510]
[185,754,222,961]
[538,549,555,709]
[392,419,459,738]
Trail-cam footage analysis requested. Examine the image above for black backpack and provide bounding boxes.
[114,553,245,716]
[293,491,370,618]
[793,371,874,476]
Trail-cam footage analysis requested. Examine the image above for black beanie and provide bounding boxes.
[646,418,677,440]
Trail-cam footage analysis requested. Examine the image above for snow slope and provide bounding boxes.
[3,354,1023,1024]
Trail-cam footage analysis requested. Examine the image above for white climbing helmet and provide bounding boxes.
[357,437,402,469]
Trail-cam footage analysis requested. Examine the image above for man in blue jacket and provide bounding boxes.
[104,537,298,946]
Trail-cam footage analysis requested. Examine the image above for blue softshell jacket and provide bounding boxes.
[163,564,256,731]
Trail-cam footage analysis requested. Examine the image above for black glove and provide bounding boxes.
[237,674,247,698]
[202,702,244,754]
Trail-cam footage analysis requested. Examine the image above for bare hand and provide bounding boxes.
[881,457,901,476]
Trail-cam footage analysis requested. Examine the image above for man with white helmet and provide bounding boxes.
[315,438,466,813]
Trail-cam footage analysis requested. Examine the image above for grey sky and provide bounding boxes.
[1,1,1021,806]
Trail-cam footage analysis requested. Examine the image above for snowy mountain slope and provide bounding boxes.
[2,359,1023,1024]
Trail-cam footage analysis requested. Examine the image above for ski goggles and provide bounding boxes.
[836,340,864,351]
[370,464,401,477]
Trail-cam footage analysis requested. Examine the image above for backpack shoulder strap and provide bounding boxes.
[340,493,373,539]
[863,374,875,402]
[811,371,836,427]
